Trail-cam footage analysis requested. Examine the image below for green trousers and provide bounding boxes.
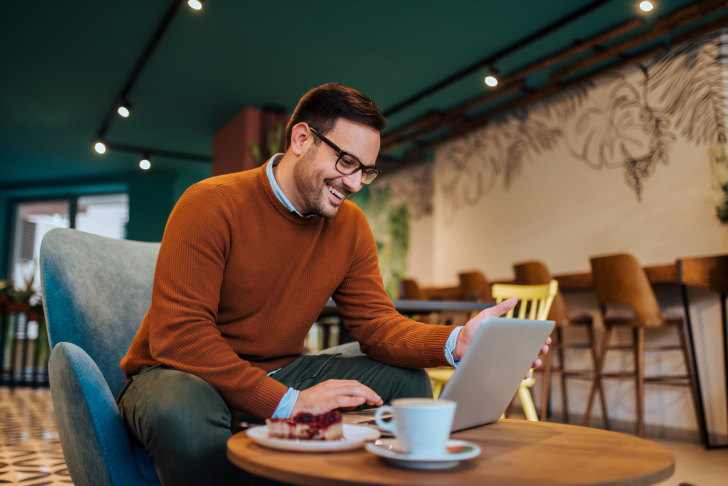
[117,354,432,486]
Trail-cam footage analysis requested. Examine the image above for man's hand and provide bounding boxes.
[451,296,551,376]
[290,379,383,417]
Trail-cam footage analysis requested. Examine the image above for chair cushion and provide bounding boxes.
[603,309,684,327]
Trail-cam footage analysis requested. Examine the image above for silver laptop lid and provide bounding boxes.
[441,317,554,431]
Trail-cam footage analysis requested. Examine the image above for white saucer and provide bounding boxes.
[246,424,380,452]
[365,439,481,469]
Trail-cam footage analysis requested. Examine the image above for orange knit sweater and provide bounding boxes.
[121,162,452,419]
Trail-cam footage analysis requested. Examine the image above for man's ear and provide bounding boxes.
[289,122,311,156]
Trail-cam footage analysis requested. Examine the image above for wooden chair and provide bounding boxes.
[458,271,491,301]
[584,253,702,438]
[398,278,426,300]
[490,280,558,421]
[514,261,607,426]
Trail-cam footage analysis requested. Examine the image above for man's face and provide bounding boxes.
[293,118,380,219]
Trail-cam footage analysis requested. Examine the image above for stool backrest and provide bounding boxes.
[491,280,558,321]
[458,271,491,301]
[590,253,663,326]
[513,261,567,326]
[399,278,425,300]
[40,228,161,397]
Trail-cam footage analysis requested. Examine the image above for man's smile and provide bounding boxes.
[326,183,347,203]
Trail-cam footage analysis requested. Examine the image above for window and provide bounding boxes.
[8,194,128,297]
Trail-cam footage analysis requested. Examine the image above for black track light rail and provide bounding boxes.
[95,0,212,164]
[97,0,183,140]
[106,141,210,163]
[382,0,616,118]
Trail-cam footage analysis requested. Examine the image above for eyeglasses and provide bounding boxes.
[309,126,381,184]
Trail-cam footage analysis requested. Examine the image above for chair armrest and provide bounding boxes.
[49,342,155,486]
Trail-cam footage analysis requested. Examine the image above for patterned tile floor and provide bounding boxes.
[0,386,726,485]
[0,387,71,485]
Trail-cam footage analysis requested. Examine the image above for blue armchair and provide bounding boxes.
[40,228,162,486]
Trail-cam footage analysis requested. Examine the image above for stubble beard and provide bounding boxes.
[293,144,344,219]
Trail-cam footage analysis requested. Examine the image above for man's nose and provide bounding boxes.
[341,171,366,193]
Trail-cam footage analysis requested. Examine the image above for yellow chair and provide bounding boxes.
[427,280,558,422]
[492,280,557,421]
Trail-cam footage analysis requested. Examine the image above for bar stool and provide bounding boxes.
[585,253,702,438]
[398,278,426,300]
[514,261,607,426]
[458,271,491,301]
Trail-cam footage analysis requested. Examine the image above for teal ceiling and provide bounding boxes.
[0,0,709,186]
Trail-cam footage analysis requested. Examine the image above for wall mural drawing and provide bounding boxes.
[435,33,726,224]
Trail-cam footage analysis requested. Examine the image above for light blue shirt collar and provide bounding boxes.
[266,154,316,218]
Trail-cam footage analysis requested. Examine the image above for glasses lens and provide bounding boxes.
[363,170,379,184]
[337,155,359,174]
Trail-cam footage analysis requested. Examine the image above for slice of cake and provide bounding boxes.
[266,411,343,440]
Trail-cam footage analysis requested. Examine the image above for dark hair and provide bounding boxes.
[285,83,387,150]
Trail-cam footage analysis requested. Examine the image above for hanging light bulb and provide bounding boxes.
[188,0,202,10]
[117,101,132,118]
[485,75,498,87]
[140,153,151,170]
[94,141,106,154]
[639,1,654,12]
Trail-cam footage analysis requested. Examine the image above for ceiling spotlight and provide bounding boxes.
[639,1,654,12]
[485,75,498,87]
[188,0,202,10]
[140,156,151,170]
[117,101,132,118]
[94,141,106,154]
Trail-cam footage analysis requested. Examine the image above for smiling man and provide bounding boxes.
[117,84,541,486]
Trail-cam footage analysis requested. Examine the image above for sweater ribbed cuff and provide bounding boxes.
[244,376,290,420]
[424,325,456,368]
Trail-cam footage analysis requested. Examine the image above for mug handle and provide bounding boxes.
[374,406,396,434]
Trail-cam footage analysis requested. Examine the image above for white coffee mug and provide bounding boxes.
[374,398,457,455]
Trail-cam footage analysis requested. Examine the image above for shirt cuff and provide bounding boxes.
[271,388,300,419]
[444,326,464,367]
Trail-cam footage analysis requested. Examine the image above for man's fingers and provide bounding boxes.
[532,358,542,369]
[483,295,518,318]
[332,396,367,409]
[324,383,382,404]
[540,344,550,356]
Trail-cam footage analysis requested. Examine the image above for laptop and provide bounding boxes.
[347,317,555,432]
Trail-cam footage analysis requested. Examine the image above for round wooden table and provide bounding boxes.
[227,419,675,486]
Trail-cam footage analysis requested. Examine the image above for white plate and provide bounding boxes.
[365,439,481,469]
[246,424,380,452]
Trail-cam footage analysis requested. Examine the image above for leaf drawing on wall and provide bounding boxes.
[648,34,725,145]
[436,34,722,218]
[565,74,645,170]
[437,129,504,224]
[529,83,592,122]
[502,114,562,189]
[566,68,676,200]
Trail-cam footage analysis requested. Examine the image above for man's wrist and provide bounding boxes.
[271,388,300,419]
[444,326,464,366]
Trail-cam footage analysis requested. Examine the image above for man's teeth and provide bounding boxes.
[327,184,344,199]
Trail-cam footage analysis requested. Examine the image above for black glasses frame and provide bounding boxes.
[309,126,382,184]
